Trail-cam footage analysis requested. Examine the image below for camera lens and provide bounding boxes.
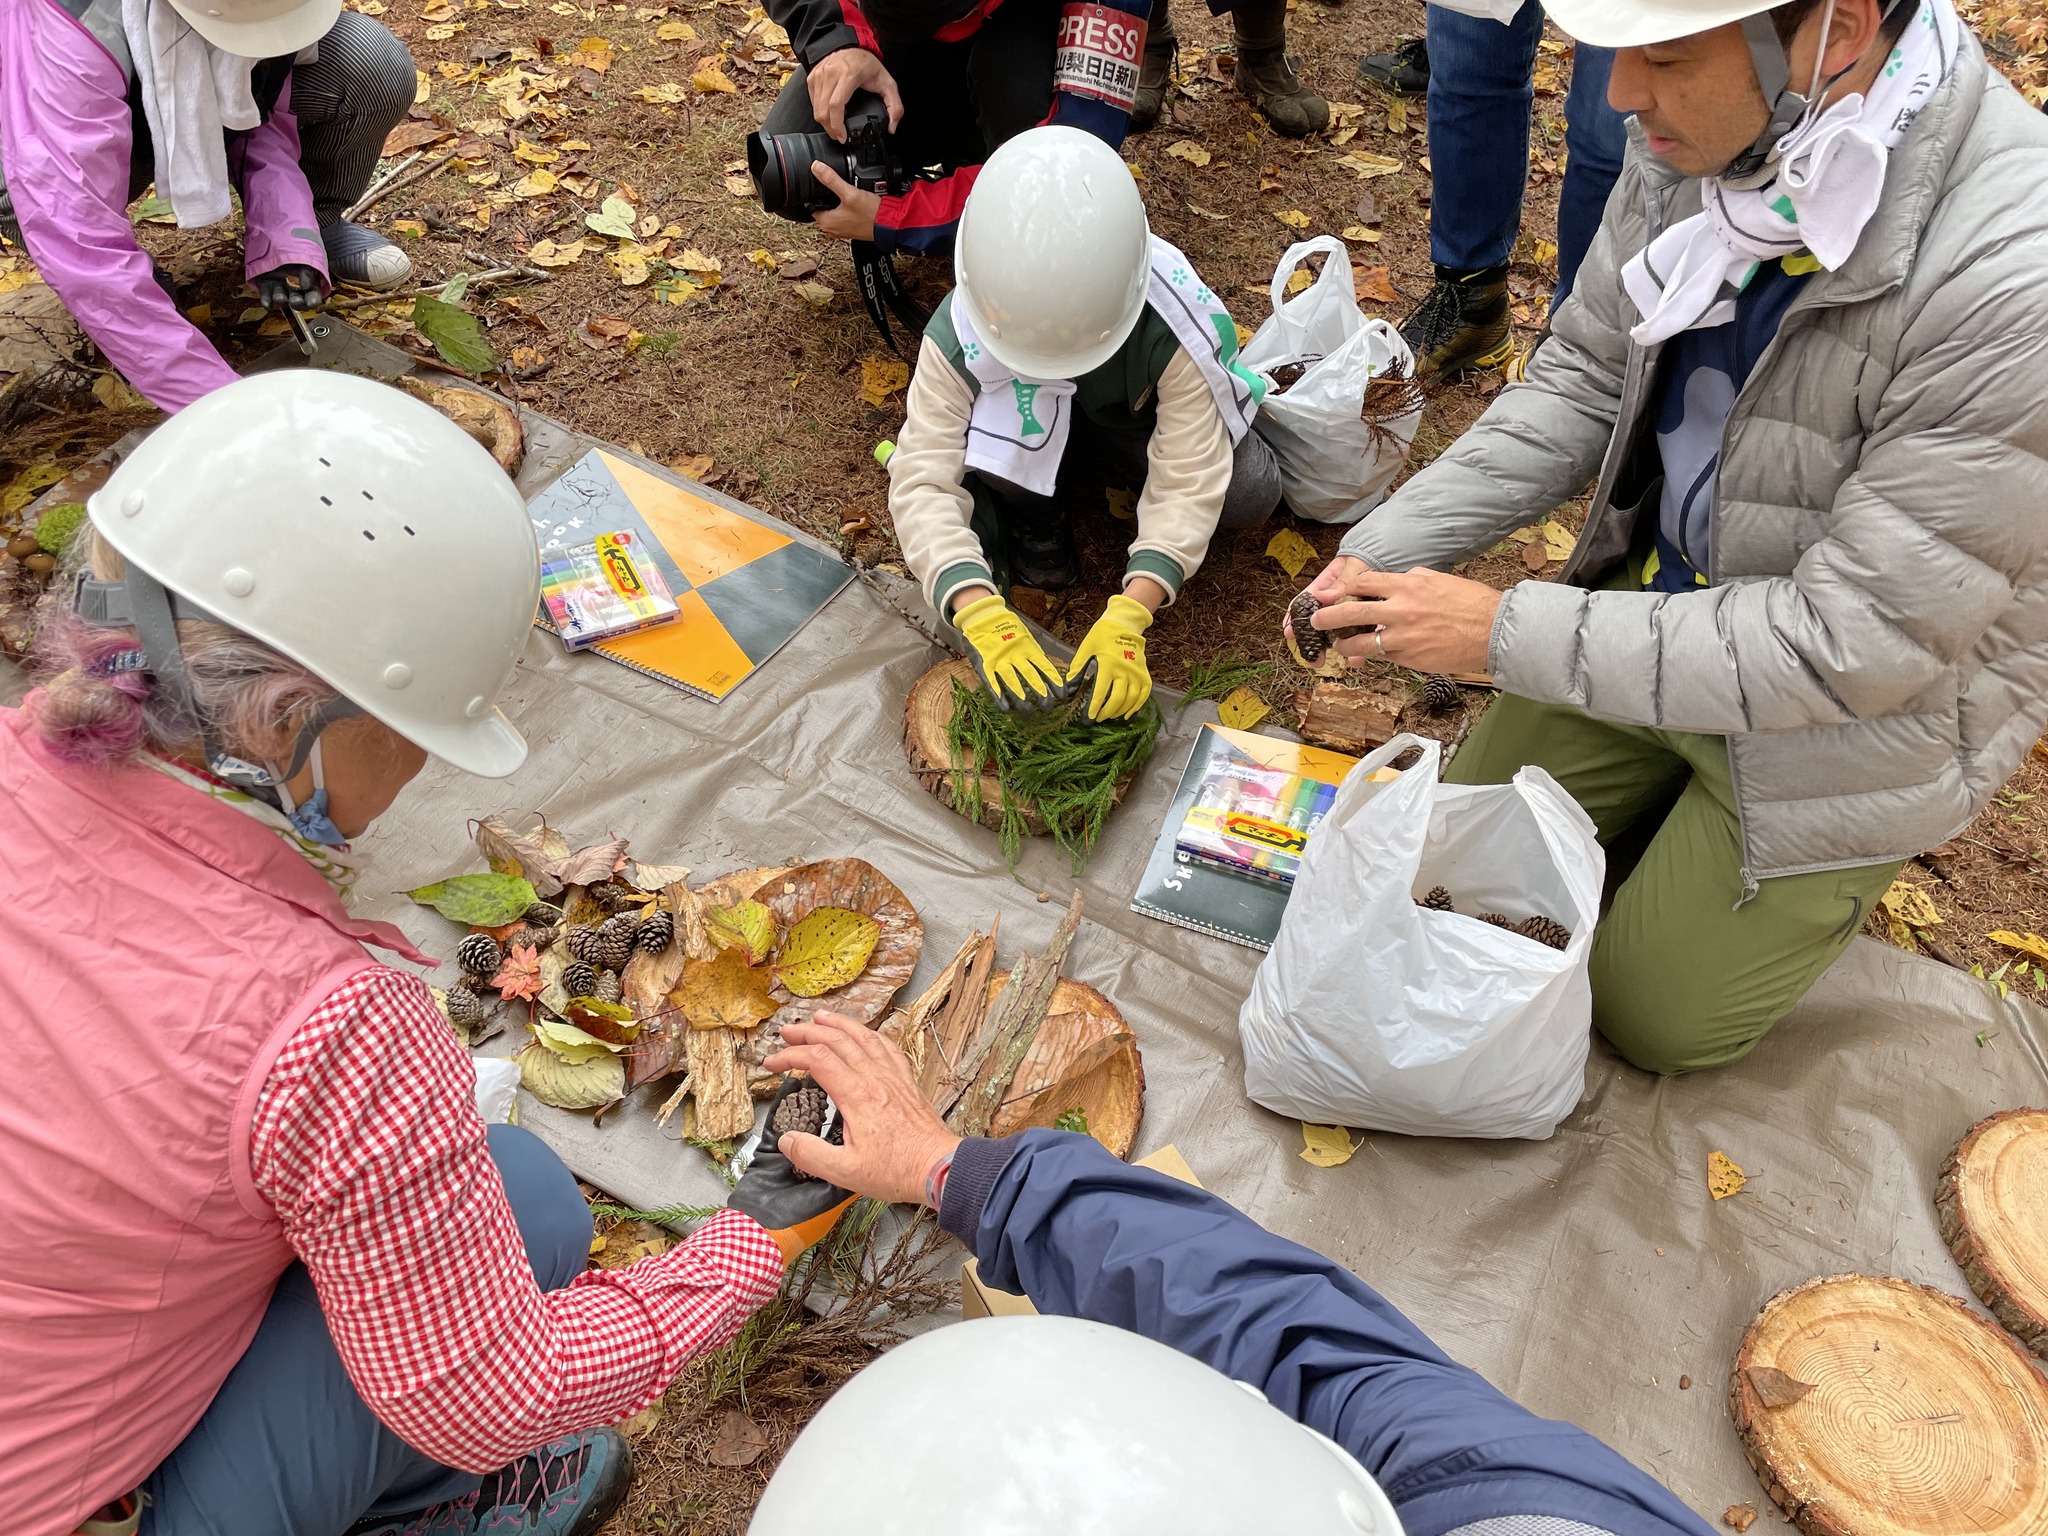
[747,130,854,221]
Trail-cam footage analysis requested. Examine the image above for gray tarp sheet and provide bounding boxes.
[27,335,2048,1524]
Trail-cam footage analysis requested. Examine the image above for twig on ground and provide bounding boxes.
[344,149,457,220]
[343,151,423,220]
[320,268,522,313]
[462,247,554,283]
[850,556,951,650]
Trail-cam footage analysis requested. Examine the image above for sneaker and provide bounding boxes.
[1357,36,1429,95]
[346,1428,634,1536]
[321,218,415,290]
[1129,24,1177,132]
[1399,265,1513,377]
[1233,47,1330,138]
[1005,515,1079,591]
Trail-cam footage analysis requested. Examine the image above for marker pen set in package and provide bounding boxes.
[538,530,681,651]
[1174,760,1338,887]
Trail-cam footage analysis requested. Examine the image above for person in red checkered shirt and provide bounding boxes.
[0,373,847,1536]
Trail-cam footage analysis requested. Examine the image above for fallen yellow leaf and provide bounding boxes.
[609,243,651,286]
[512,168,559,198]
[512,139,557,164]
[1707,1150,1747,1200]
[1275,208,1311,230]
[693,62,738,93]
[790,279,835,306]
[656,18,694,37]
[526,237,585,267]
[1987,929,2048,965]
[1335,151,1403,180]
[857,355,910,407]
[1538,519,1577,561]
[675,947,778,1030]
[565,35,615,71]
[1217,686,1271,731]
[1104,486,1136,522]
[1387,98,1408,133]
[1300,1123,1358,1167]
[746,248,778,271]
[1266,527,1318,579]
[1879,879,1943,930]
[389,218,428,237]
[415,68,431,103]
[635,82,687,102]
[1285,269,1313,295]
[1340,225,1382,243]
[1165,139,1212,167]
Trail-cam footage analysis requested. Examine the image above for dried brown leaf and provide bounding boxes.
[1745,1365,1815,1410]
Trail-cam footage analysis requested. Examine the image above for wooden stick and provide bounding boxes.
[462,247,554,283]
[319,268,520,313]
[343,150,422,220]
[946,891,1083,1134]
[344,149,457,221]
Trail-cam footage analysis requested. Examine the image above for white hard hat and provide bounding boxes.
[1537,0,1779,47]
[750,1316,1405,1536]
[86,371,539,778]
[165,0,341,59]
[954,126,1152,381]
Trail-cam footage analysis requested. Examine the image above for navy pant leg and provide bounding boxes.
[141,1126,592,1536]
[1424,1,1543,270]
[1553,43,1625,305]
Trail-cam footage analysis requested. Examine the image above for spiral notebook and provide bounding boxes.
[1130,725,1363,951]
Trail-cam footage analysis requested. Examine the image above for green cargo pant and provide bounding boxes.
[1445,693,1902,1075]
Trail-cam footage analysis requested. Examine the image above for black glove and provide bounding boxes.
[254,264,325,313]
[727,1078,856,1266]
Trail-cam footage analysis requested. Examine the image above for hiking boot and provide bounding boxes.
[1357,36,1429,95]
[1005,515,1079,591]
[1233,46,1330,138]
[346,1428,633,1536]
[1130,23,1177,132]
[1400,264,1513,377]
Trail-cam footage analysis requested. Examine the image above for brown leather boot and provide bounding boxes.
[1233,45,1329,137]
[1130,14,1177,132]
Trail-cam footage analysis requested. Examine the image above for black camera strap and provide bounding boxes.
[852,241,929,356]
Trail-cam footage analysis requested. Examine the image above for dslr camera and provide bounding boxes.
[747,89,909,221]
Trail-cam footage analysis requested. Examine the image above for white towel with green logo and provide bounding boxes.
[953,236,1266,496]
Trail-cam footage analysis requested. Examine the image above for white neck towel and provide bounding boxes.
[123,0,262,229]
[1620,0,1960,346]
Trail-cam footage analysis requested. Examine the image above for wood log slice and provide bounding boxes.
[1731,1274,2048,1536]
[1935,1107,2048,1358]
[982,972,1144,1159]
[904,657,1050,838]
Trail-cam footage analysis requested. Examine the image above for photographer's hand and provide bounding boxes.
[811,163,880,242]
[807,47,904,141]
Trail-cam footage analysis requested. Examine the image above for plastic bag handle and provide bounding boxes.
[1267,235,1355,317]
[1355,731,1441,783]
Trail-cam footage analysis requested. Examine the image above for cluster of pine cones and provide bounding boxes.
[1416,886,1573,951]
[443,891,677,1030]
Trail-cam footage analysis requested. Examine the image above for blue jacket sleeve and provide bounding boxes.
[941,1131,1717,1536]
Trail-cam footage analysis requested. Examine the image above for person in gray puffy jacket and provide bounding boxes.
[1292,0,2048,1074]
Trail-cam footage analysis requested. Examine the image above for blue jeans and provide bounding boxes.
[140,1126,594,1536]
[1424,2,1625,305]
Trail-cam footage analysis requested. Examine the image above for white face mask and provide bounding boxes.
[264,738,350,847]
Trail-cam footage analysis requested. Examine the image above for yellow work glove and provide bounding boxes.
[1067,593,1154,721]
[955,593,1070,712]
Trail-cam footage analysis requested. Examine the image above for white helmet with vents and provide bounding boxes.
[166,0,341,59]
[750,1315,1406,1535]
[85,370,539,778]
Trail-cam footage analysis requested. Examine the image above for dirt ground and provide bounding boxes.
[3,0,2047,1526]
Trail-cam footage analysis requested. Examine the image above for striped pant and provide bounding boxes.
[289,12,417,223]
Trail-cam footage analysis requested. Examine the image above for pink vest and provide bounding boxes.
[0,702,433,1536]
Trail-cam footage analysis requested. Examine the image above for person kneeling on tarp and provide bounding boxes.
[0,372,856,1536]
[0,0,417,412]
[888,124,1280,723]
[738,1013,1718,1536]
[1296,0,2048,1074]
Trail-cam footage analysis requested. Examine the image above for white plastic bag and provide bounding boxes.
[473,1056,522,1125]
[1242,236,1422,525]
[1239,734,1605,1140]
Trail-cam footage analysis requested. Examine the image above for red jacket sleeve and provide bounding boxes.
[0,0,239,411]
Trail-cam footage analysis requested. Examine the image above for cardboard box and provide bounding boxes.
[960,1144,1204,1320]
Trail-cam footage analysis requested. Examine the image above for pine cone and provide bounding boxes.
[515,923,560,954]
[1287,589,1328,664]
[772,1082,829,1141]
[561,959,599,999]
[563,925,603,964]
[455,933,503,978]
[1478,913,1517,930]
[1516,915,1573,951]
[524,900,566,928]
[596,913,640,970]
[589,880,637,913]
[594,970,623,1005]
[1421,674,1458,714]
[1419,885,1454,912]
[636,909,675,955]
[445,983,486,1031]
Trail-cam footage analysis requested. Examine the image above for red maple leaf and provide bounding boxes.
[491,944,545,1002]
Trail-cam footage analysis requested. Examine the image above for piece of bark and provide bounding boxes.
[1935,1107,2048,1358]
[1296,680,1400,756]
[986,977,1144,1159]
[942,890,1082,1132]
[1722,1505,1758,1533]
[1731,1274,2048,1536]
[682,1024,752,1141]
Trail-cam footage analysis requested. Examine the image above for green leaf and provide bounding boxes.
[411,295,496,374]
[533,1015,628,1064]
[406,872,537,926]
[706,898,777,964]
[130,195,175,225]
[774,906,880,997]
[585,193,638,240]
[517,1040,625,1108]
[441,270,473,305]
[1053,1107,1090,1134]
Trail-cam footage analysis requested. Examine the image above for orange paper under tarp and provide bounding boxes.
[528,450,851,702]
